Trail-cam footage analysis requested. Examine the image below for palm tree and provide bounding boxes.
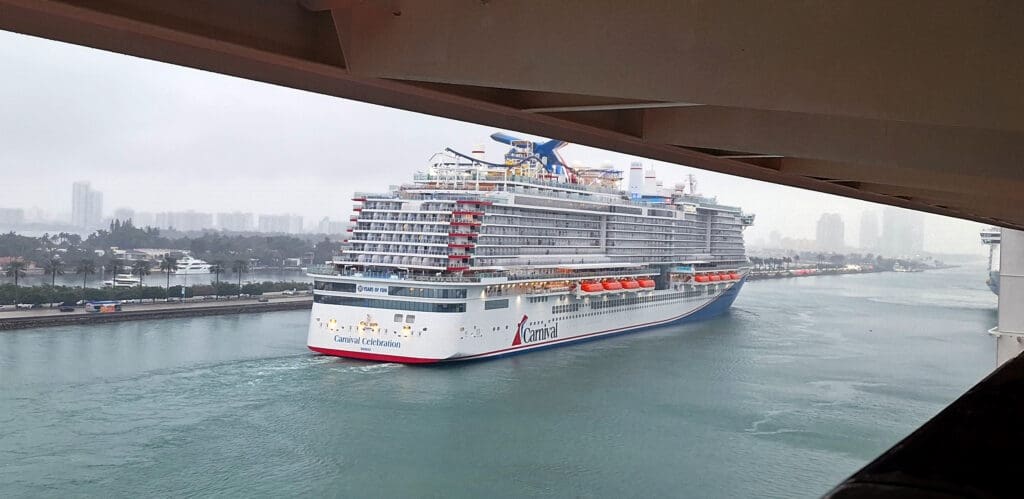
[4,260,28,304]
[74,259,96,301]
[158,256,178,299]
[43,255,64,287]
[42,255,65,307]
[231,259,249,297]
[210,261,225,297]
[107,258,122,278]
[131,260,151,287]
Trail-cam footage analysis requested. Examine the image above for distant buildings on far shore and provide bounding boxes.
[815,213,845,252]
[0,181,350,237]
[755,207,926,258]
[72,181,103,229]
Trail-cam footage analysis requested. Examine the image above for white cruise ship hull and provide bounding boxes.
[307,278,744,363]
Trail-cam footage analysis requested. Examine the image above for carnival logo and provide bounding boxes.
[511,315,528,346]
[511,314,558,346]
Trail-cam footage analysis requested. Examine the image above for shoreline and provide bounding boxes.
[0,296,312,331]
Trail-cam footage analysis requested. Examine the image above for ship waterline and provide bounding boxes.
[308,134,753,362]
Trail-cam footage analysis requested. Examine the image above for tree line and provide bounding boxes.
[0,280,310,306]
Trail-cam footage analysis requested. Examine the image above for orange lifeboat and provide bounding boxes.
[709,274,722,282]
[695,275,710,283]
[638,279,656,288]
[581,282,604,293]
[602,281,623,291]
[620,279,640,289]
[729,273,741,280]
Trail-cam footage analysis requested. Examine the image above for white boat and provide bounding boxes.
[103,273,141,288]
[306,133,754,363]
[174,255,212,275]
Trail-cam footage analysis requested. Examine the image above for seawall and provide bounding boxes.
[0,298,312,331]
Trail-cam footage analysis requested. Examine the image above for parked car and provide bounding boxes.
[258,297,269,303]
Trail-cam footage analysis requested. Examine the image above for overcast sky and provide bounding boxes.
[0,31,986,254]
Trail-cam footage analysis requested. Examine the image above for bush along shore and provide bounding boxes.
[0,281,311,306]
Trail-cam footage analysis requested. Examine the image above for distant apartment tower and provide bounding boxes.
[815,213,845,252]
[71,181,103,228]
[881,206,924,257]
[133,211,156,228]
[113,207,135,223]
[317,217,348,235]
[217,212,254,232]
[259,214,303,234]
[155,210,215,232]
[859,211,880,250]
[0,208,25,227]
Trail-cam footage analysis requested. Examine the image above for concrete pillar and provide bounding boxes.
[991,229,1024,366]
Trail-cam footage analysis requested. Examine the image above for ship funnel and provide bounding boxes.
[471,144,485,163]
[628,161,644,199]
[644,167,658,195]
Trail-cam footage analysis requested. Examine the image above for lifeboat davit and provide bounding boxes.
[620,279,640,289]
[695,275,710,283]
[729,273,741,280]
[639,279,656,288]
[709,274,722,282]
[602,281,623,291]
[581,282,604,293]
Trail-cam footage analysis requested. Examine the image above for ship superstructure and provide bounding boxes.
[307,133,754,363]
[981,227,1000,295]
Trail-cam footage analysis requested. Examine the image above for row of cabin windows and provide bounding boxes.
[312,282,467,299]
[313,294,466,313]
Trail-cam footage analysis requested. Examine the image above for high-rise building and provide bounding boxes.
[815,213,845,252]
[0,208,25,227]
[258,214,304,234]
[859,211,880,250]
[71,181,103,228]
[113,207,135,223]
[317,216,348,235]
[880,206,925,257]
[216,212,255,232]
[155,211,215,232]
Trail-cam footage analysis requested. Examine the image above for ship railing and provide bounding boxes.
[308,264,660,283]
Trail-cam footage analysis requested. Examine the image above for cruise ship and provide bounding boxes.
[981,227,1000,295]
[306,133,754,363]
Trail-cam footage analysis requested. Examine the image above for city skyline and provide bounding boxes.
[0,180,347,235]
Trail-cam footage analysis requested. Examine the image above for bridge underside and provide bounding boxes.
[2,0,1023,229]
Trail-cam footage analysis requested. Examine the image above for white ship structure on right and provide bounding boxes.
[307,133,754,363]
[981,227,1000,295]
